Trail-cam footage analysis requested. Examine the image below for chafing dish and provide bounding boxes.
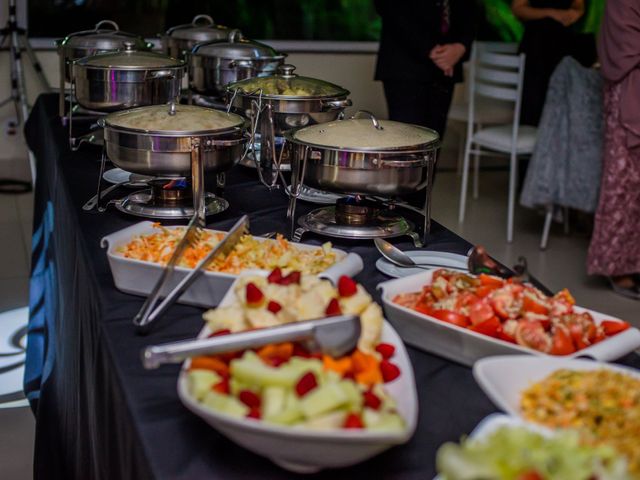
[162,15,233,60]
[56,20,151,117]
[189,31,285,98]
[73,42,186,112]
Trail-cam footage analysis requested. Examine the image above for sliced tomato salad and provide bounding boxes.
[392,269,632,355]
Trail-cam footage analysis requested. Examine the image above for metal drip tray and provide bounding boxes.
[115,189,228,219]
[297,206,415,240]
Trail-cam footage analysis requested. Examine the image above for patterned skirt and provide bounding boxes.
[587,82,640,276]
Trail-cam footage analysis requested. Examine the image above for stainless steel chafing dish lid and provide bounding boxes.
[56,20,149,50]
[165,15,232,43]
[76,43,185,69]
[104,103,245,135]
[289,117,440,152]
[191,31,284,60]
[226,64,349,99]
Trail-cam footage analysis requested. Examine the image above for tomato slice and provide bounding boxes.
[479,273,504,287]
[469,299,495,325]
[522,292,549,315]
[515,321,552,353]
[601,320,631,336]
[497,328,517,344]
[469,316,501,338]
[550,326,576,355]
[569,323,589,350]
[428,309,471,328]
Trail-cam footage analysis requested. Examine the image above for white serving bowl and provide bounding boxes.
[378,270,640,366]
[101,220,363,308]
[176,277,418,473]
[473,355,640,417]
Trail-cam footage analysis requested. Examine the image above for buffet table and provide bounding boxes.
[24,94,640,479]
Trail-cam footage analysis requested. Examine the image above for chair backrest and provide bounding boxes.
[466,41,526,146]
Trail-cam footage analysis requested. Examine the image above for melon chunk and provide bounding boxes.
[202,391,248,418]
[262,386,287,419]
[300,383,349,418]
[187,369,221,401]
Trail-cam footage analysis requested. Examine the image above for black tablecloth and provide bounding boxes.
[24,94,640,480]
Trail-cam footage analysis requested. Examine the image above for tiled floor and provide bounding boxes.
[0,121,638,479]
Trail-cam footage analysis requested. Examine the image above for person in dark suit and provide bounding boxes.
[374,0,476,138]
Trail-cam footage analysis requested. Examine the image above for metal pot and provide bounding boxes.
[162,15,234,60]
[56,20,151,116]
[226,64,351,134]
[189,31,285,98]
[73,42,186,112]
[102,103,247,177]
[286,111,440,197]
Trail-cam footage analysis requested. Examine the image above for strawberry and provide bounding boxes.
[325,298,342,316]
[362,390,382,410]
[208,329,231,337]
[246,407,261,420]
[212,378,230,395]
[380,360,401,383]
[343,413,364,429]
[280,271,301,286]
[245,282,264,307]
[267,267,283,284]
[295,372,318,397]
[375,343,395,359]
[338,276,358,297]
[239,390,261,409]
[267,300,282,314]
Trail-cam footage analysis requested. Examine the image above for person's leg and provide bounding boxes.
[422,80,455,139]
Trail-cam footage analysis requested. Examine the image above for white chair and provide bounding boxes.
[449,42,518,175]
[458,45,537,243]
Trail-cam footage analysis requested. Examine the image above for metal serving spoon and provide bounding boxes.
[374,238,468,271]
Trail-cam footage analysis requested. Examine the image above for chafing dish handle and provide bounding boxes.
[95,20,119,31]
[378,158,432,167]
[351,110,383,130]
[192,14,214,26]
[146,70,176,80]
[323,98,353,110]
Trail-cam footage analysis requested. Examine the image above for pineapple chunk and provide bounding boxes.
[358,303,384,353]
[339,285,373,315]
[203,305,248,333]
[295,290,326,320]
[245,308,280,329]
[187,369,221,401]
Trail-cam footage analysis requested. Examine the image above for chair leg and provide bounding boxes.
[456,127,466,175]
[458,142,473,224]
[540,205,553,250]
[472,123,481,198]
[507,151,518,243]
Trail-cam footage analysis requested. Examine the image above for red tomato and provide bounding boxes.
[429,309,471,328]
[550,326,576,355]
[469,316,501,338]
[479,273,504,287]
[497,328,517,344]
[469,299,495,325]
[569,323,589,350]
[553,288,575,305]
[476,285,497,298]
[522,292,549,315]
[490,285,523,320]
[522,312,551,331]
[601,320,631,336]
[515,321,552,353]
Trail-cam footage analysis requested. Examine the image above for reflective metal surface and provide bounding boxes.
[297,206,416,239]
[114,190,228,219]
[73,48,186,112]
[162,15,233,60]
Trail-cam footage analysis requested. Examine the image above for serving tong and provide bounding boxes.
[142,314,361,369]
[133,214,249,333]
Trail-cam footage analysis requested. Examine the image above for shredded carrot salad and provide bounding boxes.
[117,224,337,275]
[521,368,640,476]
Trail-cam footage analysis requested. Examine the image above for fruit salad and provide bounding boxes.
[393,269,631,355]
[186,270,405,431]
